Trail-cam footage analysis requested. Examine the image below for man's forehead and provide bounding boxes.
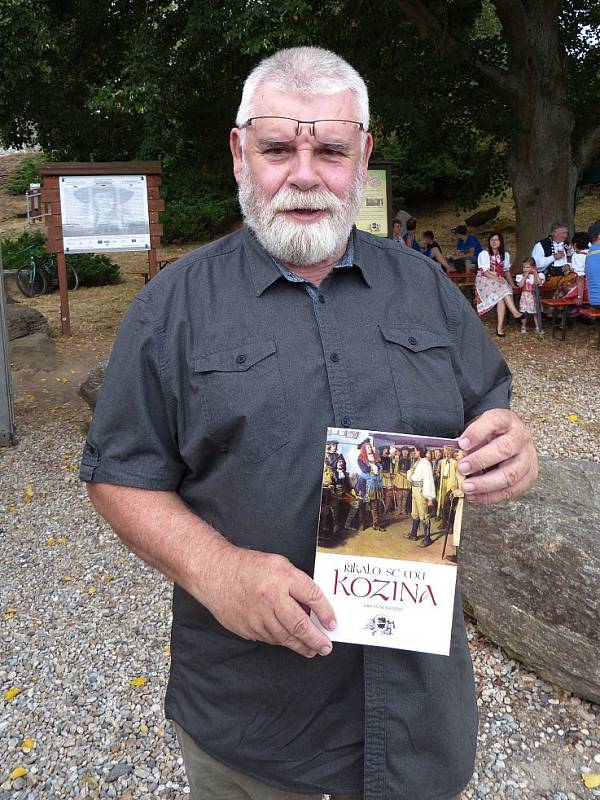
[250,85,359,121]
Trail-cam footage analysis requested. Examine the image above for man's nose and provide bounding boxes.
[287,148,321,191]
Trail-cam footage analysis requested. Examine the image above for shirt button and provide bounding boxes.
[341,415,352,427]
[408,336,417,345]
[236,354,247,364]
[318,294,326,304]
[330,352,340,362]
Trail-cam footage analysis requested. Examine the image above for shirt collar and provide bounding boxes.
[243,225,373,296]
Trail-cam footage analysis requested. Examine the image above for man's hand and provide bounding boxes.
[200,544,336,659]
[457,409,538,505]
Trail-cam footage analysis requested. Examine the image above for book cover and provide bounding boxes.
[312,426,466,656]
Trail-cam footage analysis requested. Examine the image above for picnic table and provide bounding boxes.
[540,297,578,340]
[130,257,177,284]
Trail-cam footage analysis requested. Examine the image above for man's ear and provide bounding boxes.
[230,129,243,183]
[362,133,374,181]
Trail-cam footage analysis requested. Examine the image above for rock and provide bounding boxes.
[6,304,50,340]
[78,360,108,410]
[9,331,57,371]
[460,456,600,704]
[107,762,132,782]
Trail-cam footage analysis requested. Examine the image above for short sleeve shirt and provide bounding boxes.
[458,235,482,257]
[81,226,512,800]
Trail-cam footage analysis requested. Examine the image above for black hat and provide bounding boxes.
[588,222,600,241]
[452,225,467,235]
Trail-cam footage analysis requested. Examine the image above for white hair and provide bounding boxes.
[236,47,370,130]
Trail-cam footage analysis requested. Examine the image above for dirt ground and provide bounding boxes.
[2,152,599,429]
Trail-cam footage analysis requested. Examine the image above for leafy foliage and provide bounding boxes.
[0,229,119,285]
[3,154,46,195]
[66,253,120,286]
[162,194,239,244]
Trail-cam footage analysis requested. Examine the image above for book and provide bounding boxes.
[312,426,465,656]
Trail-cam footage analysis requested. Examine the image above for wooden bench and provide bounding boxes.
[129,257,178,284]
[541,297,578,340]
[578,306,600,348]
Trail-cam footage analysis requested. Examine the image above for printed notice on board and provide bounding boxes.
[59,175,151,253]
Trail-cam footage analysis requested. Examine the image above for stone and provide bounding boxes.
[9,331,57,371]
[78,361,108,410]
[6,304,49,340]
[107,763,132,782]
[460,456,600,704]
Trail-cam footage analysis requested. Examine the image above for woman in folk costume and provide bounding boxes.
[356,439,385,532]
[407,445,436,546]
[475,232,523,337]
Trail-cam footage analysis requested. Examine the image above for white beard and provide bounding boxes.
[237,161,365,267]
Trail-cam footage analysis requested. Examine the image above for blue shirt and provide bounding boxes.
[586,244,600,306]
[403,233,421,252]
[457,234,482,257]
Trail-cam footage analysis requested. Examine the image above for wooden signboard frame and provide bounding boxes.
[40,161,164,336]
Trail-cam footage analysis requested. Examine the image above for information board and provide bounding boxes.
[59,174,151,253]
[355,164,393,238]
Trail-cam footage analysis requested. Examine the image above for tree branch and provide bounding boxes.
[394,0,523,110]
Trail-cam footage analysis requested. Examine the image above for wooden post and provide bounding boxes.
[55,251,71,337]
[147,248,158,279]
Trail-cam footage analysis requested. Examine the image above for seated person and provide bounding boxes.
[570,231,590,307]
[447,225,482,273]
[402,217,421,251]
[585,223,600,308]
[391,220,404,242]
[422,231,450,273]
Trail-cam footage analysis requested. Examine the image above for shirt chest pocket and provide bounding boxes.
[380,325,464,438]
[193,338,290,463]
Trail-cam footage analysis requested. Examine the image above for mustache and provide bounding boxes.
[269,187,343,215]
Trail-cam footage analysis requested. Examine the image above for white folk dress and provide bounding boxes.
[475,251,513,317]
[515,272,545,314]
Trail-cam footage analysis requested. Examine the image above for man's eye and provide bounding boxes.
[320,146,349,158]
[262,145,291,156]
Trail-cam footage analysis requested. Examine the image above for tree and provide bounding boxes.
[393,0,600,258]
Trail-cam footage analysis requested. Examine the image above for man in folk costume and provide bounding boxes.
[392,445,412,516]
[379,445,396,513]
[356,438,385,531]
[445,450,466,563]
[331,455,361,533]
[436,446,459,520]
[407,445,436,546]
[531,222,570,291]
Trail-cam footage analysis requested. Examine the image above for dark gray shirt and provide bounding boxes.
[81,226,511,800]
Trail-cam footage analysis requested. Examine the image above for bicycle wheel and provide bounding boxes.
[66,265,79,291]
[16,265,47,297]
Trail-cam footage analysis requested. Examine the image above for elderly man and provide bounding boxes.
[81,47,538,800]
[532,222,570,281]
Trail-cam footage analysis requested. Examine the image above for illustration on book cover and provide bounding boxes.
[312,426,466,656]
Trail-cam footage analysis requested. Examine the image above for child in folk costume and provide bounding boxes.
[356,439,385,531]
[515,257,545,334]
[407,445,436,547]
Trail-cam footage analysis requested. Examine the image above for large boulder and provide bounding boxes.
[460,456,600,704]
[78,360,108,410]
[9,331,57,371]
[6,304,50,340]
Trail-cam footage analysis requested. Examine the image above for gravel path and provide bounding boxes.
[1,324,599,800]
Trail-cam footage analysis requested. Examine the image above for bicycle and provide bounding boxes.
[16,245,78,297]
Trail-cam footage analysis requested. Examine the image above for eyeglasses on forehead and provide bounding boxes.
[239,116,366,140]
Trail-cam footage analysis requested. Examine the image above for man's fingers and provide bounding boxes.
[465,456,538,505]
[461,451,526,496]
[289,571,337,633]
[274,603,333,657]
[259,616,319,659]
[459,408,511,452]
[459,429,530,477]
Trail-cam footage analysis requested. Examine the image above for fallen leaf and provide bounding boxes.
[7,506,17,513]
[163,644,171,655]
[4,686,22,701]
[139,722,148,734]
[26,394,36,401]
[81,775,99,788]
[86,586,96,595]
[21,737,35,752]
[129,676,147,687]
[3,608,17,620]
[582,774,600,789]
[10,766,27,780]
[23,486,34,503]
[103,575,113,582]
[63,576,73,582]
[567,413,579,423]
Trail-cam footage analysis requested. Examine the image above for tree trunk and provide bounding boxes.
[509,105,579,266]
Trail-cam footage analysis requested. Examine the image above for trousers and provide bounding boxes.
[175,722,362,800]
